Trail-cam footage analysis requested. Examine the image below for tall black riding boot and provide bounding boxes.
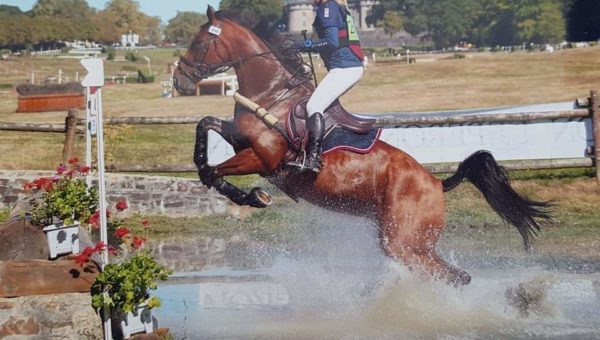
[305,112,325,173]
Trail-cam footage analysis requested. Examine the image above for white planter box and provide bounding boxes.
[43,222,80,259]
[115,304,154,339]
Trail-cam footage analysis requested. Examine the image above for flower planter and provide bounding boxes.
[114,304,154,339]
[43,222,80,259]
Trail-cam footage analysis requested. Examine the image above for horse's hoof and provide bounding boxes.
[246,187,272,208]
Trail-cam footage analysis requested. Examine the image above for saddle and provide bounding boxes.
[284,98,379,165]
[285,97,376,148]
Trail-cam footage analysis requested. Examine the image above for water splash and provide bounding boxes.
[157,206,600,339]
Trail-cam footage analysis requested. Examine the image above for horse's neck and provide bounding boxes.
[234,46,299,107]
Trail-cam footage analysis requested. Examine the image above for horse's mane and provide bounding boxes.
[215,10,310,80]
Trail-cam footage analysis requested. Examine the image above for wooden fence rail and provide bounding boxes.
[1,91,599,178]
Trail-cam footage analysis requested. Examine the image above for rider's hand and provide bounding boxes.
[292,40,313,52]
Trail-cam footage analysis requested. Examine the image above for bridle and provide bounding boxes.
[176,23,312,89]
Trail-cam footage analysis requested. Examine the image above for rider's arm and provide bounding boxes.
[300,26,339,53]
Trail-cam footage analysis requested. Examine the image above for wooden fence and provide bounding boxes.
[2,90,599,182]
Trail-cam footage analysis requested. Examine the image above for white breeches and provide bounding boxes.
[306,66,364,117]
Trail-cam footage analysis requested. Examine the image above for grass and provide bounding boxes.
[1,47,600,170]
[1,47,599,254]
[119,176,600,258]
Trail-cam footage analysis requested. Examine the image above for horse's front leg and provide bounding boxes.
[194,117,271,208]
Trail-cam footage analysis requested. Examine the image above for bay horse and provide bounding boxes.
[173,6,550,286]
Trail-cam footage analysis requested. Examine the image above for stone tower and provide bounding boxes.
[285,0,316,33]
[284,0,379,33]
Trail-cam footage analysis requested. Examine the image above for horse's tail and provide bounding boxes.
[442,150,552,252]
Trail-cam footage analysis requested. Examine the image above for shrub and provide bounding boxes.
[125,51,138,62]
[106,48,116,61]
[137,70,155,83]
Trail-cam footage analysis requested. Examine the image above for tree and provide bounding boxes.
[0,5,24,16]
[514,0,565,43]
[0,14,35,46]
[90,11,122,43]
[31,0,92,20]
[382,11,404,38]
[104,0,145,34]
[164,11,207,45]
[139,16,162,45]
[98,0,162,44]
[219,0,283,22]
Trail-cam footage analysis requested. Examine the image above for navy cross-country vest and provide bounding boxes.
[337,6,365,61]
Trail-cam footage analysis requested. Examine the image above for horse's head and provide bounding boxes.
[173,6,250,95]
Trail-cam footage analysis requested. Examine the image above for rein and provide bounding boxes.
[177,27,311,91]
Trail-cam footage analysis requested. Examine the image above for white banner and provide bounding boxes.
[208,101,592,165]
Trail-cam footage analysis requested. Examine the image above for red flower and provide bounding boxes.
[28,177,54,191]
[81,246,96,257]
[116,200,128,211]
[94,241,106,252]
[79,166,91,174]
[88,211,100,228]
[74,253,89,266]
[132,236,146,249]
[141,219,150,228]
[55,165,67,175]
[107,246,119,256]
[114,227,130,239]
[68,157,80,165]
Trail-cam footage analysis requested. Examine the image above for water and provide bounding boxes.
[153,209,600,339]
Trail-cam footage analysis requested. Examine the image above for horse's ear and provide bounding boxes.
[207,5,216,23]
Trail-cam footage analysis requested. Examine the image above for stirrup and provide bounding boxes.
[286,150,321,173]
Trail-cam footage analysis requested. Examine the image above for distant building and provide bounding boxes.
[121,32,139,48]
[285,0,379,33]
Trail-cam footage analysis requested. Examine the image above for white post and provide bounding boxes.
[406,49,410,64]
[58,69,62,84]
[85,87,92,188]
[81,58,111,340]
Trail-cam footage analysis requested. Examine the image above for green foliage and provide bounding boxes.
[164,11,207,45]
[91,251,172,313]
[382,11,404,37]
[369,0,567,48]
[28,161,98,227]
[219,0,283,22]
[0,208,9,223]
[0,0,161,46]
[137,70,155,83]
[125,51,138,62]
[105,48,116,60]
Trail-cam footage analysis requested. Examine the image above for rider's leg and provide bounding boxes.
[304,66,363,173]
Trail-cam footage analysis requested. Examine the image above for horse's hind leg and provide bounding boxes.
[378,175,471,286]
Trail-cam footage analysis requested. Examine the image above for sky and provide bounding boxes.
[0,0,221,23]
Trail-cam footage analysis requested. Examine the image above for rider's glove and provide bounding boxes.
[292,40,314,52]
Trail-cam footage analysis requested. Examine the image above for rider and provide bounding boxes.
[294,0,365,173]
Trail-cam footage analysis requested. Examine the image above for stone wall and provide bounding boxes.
[0,293,101,339]
[0,170,228,217]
